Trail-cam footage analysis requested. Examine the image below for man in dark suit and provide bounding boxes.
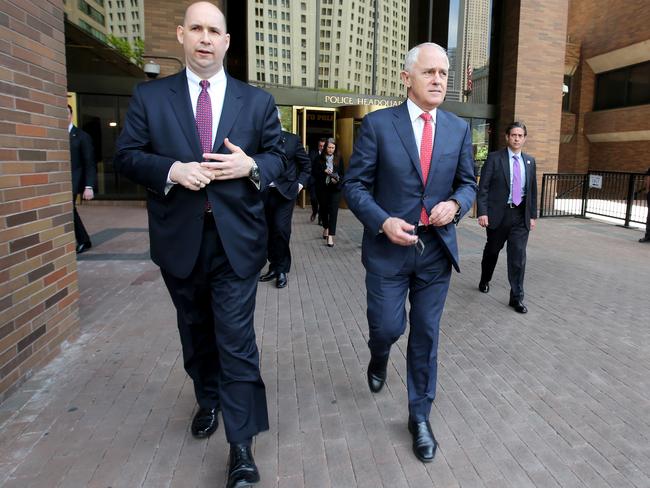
[114,3,285,487]
[307,138,326,223]
[477,121,538,314]
[259,112,311,288]
[343,43,477,463]
[67,105,96,254]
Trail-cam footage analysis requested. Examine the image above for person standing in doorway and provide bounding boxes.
[114,3,286,487]
[317,138,344,247]
[477,121,538,313]
[68,104,96,254]
[639,167,650,243]
[308,138,326,223]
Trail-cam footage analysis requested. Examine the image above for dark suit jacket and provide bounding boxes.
[477,148,538,230]
[316,154,345,192]
[271,130,310,200]
[69,126,96,195]
[343,102,477,274]
[114,70,285,279]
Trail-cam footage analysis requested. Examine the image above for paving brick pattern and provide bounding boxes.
[0,205,649,488]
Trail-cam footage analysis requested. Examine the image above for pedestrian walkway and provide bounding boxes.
[1,205,649,488]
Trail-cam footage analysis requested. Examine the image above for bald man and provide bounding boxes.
[115,3,285,486]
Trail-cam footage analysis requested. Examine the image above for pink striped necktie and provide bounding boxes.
[419,112,433,225]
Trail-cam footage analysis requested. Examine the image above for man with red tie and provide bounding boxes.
[115,2,285,487]
[477,122,538,314]
[343,43,477,463]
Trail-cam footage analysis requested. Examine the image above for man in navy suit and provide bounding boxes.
[477,122,537,313]
[67,105,96,254]
[343,43,477,463]
[114,3,285,487]
[259,112,311,288]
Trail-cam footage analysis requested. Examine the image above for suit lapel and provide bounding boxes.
[392,102,422,181]
[168,71,202,161]
[426,109,449,187]
[500,149,510,187]
[213,75,243,153]
[522,152,532,190]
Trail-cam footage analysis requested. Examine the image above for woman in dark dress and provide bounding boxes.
[316,138,344,247]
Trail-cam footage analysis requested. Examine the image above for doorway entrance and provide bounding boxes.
[292,107,336,154]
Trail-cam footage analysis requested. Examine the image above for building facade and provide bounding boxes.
[64,0,108,42]
[1,0,648,399]
[106,0,145,44]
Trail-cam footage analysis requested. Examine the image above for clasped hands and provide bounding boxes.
[170,138,253,190]
[382,200,459,247]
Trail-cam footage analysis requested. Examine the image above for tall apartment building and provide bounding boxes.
[106,0,145,44]
[64,0,109,42]
[448,0,491,102]
[247,0,409,97]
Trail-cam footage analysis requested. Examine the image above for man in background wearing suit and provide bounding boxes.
[343,43,477,463]
[67,105,96,254]
[114,3,285,487]
[307,138,326,223]
[259,111,311,288]
[477,122,538,314]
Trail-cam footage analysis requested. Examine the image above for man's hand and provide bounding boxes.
[530,219,537,231]
[429,200,459,227]
[478,215,489,228]
[169,161,213,190]
[382,217,419,246]
[82,188,94,200]
[201,138,254,180]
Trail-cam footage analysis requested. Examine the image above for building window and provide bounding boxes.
[594,61,650,110]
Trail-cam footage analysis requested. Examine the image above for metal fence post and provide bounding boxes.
[624,173,635,227]
[580,174,588,217]
[540,174,547,217]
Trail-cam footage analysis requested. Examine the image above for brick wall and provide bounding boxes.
[144,0,225,78]
[0,1,79,400]
[497,0,568,185]
[588,142,650,173]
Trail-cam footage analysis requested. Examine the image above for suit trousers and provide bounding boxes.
[160,216,269,444]
[320,187,341,235]
[645,193,650,239]
[73,197,90,246]
[365,229,451,421]
[480,205,529,300]
[262,186,295,273]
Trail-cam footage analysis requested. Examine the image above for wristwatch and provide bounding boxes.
[249,160,260,185]
[449,198,462,224]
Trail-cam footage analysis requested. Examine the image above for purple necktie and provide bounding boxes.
[512,154,522,206]
[196,80,212,154]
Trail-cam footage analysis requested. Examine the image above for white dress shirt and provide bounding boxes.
[406,97,437,158]
[507,147,526,203]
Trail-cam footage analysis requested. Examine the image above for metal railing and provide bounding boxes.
[540,171,648,227]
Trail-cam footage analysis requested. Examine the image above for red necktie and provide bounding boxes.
[196,80,212,154]
[419,112,433,225]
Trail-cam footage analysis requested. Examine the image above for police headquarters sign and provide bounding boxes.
[319,93,404,108]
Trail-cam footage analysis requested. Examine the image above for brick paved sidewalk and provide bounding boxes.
[1,205,649,488]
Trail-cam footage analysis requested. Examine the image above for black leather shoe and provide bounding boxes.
[76,241,92,254]
[367,355,388,393]
[408,419,438,463]
[640,237,650,243]
[259,269,276,282]
[276,272,287,288]
[478,281,489,293]
[226,443,260,488]
[191,407,218,438]
[508,298,528,314]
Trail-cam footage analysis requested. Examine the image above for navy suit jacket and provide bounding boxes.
[477,148,537,230]
[343,102,477,274]
[69,126,96,195]
[271,130,310,200]
[114,70,285,279]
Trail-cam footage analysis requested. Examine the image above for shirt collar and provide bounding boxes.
[68,123,73,133]
[186,66,226,89]
[507,147,522,160]
[406,98,437,126]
